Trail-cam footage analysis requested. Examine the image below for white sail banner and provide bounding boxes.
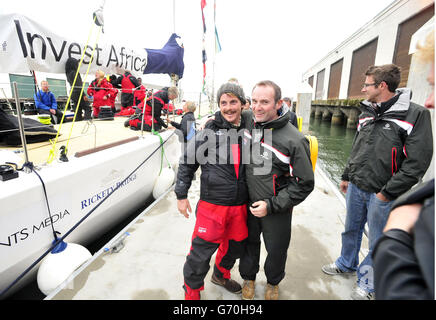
[0,14,147,77]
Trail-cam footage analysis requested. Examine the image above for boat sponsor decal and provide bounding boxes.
[81,173,137,210]
[0,13,147,77]
[0,210,71,247]
[100,169,124,188]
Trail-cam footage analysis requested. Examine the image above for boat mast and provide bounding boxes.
[210,0,217,113]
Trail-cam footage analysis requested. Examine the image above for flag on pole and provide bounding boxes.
[215,26,222,53]
[201,0,207,33]
[201,0,207,93]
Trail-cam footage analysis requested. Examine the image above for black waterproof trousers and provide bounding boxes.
[121,92,134,108]
[239,208,293,286]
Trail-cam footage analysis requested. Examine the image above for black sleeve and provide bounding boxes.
[266,135,315,214]
[174,130,204,199]
[170,120,182,130]
[290,113,299,128]
[373,228,433,299]
[341,130,360,181]
[114,76,122,87]
[129,75,140,88]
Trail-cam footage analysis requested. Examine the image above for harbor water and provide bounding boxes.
[308,117,356,191]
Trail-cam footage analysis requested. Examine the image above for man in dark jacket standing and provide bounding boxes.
[321,64,433,300]
[239,80,315,300]
[65,57,92,121]
[372,32,434,300]
[283,97,298,128]
[175,82,248,300]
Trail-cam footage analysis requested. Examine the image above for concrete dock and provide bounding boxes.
[47,167,368,300]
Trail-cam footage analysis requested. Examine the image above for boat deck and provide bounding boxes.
[0,116,176,166]
[46,167,368,300]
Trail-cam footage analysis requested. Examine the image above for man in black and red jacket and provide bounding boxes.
[175,82,249,300]
[115,71,140,108]
[125,86,178,131]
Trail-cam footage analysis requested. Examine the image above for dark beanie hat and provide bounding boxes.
[217,82,246,105]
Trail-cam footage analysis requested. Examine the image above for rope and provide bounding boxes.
[47,16,100,164]
[64,26,103,158]
[0,131,175,298]
[30,164,59,241]
[152,129,171,175]
[6,162,60,242]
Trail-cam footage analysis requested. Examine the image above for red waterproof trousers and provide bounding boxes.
[183,200,247,299]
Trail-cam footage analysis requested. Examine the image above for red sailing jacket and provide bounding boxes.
[121,74,136,94]
[87,78,116,107]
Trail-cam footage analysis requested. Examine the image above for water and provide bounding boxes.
[307,117,356,190]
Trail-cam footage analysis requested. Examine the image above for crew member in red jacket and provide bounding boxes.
[125,87,178,131]
[115,71,140,108]
[134,77,146,106]
[87,70,116,117]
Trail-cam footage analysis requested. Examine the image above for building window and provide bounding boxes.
[9,74,36,99]
[393,5,434,88]
[46,78,67,98]
[328,58,343,99]
[308,75,314,88]
[315,69,325,100]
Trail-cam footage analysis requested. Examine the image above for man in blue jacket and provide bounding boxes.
[34,80,64,124]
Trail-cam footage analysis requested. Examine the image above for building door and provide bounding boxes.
[347,38,378,99]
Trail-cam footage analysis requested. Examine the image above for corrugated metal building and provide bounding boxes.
[302,0,434,105]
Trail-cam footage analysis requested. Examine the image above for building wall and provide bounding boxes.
[302,0,434,100]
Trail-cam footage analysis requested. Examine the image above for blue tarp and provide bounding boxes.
[143,33,185,79]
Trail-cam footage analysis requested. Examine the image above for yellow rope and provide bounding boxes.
[47,16,98,163]
[64,26,102,155]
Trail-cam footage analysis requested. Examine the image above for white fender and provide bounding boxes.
[152,167,175,199]
[37,242,92,296]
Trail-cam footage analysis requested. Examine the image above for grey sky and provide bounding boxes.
[1,0,395,100]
